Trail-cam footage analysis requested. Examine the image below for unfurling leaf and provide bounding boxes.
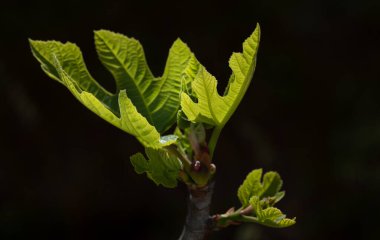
[260,171,283,198]
[130,148,182,188]
[181,24,260,128]
[130,152,149,174]
[249,196,296,228]
[233,172,294,228]
[237,168,284,207]
[238,169,263,207]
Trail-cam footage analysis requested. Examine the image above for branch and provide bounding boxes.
[179,182,215,240]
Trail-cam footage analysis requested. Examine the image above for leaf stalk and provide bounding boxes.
[208,126,223,159]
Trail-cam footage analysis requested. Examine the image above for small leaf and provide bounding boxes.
[249,196,295,228]
[237,169,284,207]
[257,207,296,228]
[260,171,283,198]
[181,24,260,128]
[261,191,285,207]
[130,148,182,188]
[273,191,285,203]
[276,218,296,228]
[235,169,294,228]
[249,195,261,215]
[130,153,149,174]
[238,169,263,207]
[258,207,284,221]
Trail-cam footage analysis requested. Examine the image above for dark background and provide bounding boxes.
[0,0,379,239]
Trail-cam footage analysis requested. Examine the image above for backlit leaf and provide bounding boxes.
[181,24,260,127]
[238,169,263,207]
[237,169,284,207]
[130,148,182,188]
[249,196,296,228]
[54,56,174,149]
[30,31,200,146]
[94,30,199,132]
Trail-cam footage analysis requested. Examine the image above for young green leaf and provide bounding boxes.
[53,56,175,149]
[237,169,283,207]
[94,30,200,133]
[94,30,156,121]
[29,39,118,114]
[260,171,283,198]
[152,40,201,132]
[30,31,200,137]
[118,90,176,147]
[130,148,182,188]
[181,23,260,127]
[261,191,286,207]
[238,169,263,207]
[130,152,150,174]
[249,196,296,228]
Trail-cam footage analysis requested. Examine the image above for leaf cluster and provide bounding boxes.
[29,25,261,189]
[216,169,295,228]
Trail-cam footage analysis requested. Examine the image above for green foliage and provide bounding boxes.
[30,24,296,233]
[233,170,294,228]
[181,24,260,128]
[130,148,182,188]
[94,30,200,133]
[249,196,296,228]
[29,40,118,111]
[238,169,284,207]
[238,169,264,207]
[54,56,176,149]
[29,30,198,148]
[29,24,261,172]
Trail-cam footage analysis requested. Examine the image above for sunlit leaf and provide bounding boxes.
[94,30,200,132]
[130,148,182,188]
[238,169,263,207]
[260,171,283,198]
[237,168,284,207]
[30,31,201,147]
[249,196,296,228]
[181,24,260,127]
[53,56,173,149]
